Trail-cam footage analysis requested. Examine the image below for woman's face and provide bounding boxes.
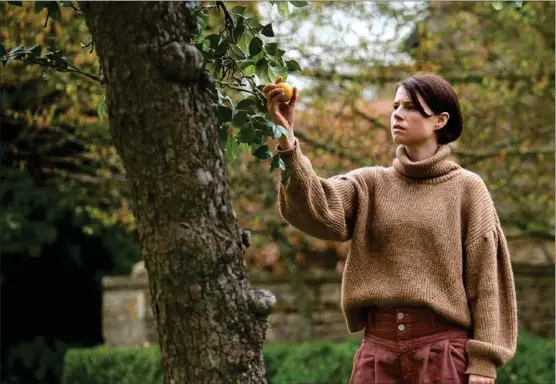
[390,86,441,147]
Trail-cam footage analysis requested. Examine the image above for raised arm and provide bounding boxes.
[264,78,359,241]
[276,139,359,241]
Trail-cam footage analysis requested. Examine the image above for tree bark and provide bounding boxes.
[80,2,275,383]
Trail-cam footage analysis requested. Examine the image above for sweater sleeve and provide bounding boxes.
[275,139,359,241]
[463,211,518,379]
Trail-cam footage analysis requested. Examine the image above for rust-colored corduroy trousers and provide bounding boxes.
[349,306,471,384]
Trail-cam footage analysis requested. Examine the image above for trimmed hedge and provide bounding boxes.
[63,328,554,384]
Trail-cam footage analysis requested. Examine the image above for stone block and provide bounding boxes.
[317,283,341,308]
[102,288,148,347]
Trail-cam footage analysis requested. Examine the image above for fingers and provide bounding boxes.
[263,77,283,96]
[288,87,298,107]
[263,83,276,97]
[269,93,281,113]
[266,88,285,105]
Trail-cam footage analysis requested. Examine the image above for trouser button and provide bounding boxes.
[398,324,406,331]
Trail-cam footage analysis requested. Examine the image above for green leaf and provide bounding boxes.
[7,1,23,6]
[246,18,263,33]
[290,1,309,7]
[265,43,286,58]
[28,45,42,59]
[286,59,302,72]
[232,109,247,127]
[238,124,257,143]
[224,137,240,163]
[274,124,289,139]
[236,98,257,112]
[204,34,221,50]
[281,167,292,186]
[196,9,208,33]
[270,154,286,173]
[231,6,246,15]
[217,105,233,124]
[255,58,270,83]
[98,96,106,120]
[491,1,504,10]
[237,33,250,55]
[268,65,288,83]
[511,1,524,7]
[216,39,229,56]
[261,23,275,37]
[35,1,47,13]
[229,45,246,60]
[249,37,264,56]
[8,45,25,58]
[252,144,271,160]
[260,120,276,137]
[244,65,256,76]
[238,142,251,154]
[277,2,290,18]
[233,17,246,43]
[232,110,249,126]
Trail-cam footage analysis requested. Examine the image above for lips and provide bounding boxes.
[393,124,405,130]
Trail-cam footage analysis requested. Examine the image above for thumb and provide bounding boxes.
[288,87,298,107]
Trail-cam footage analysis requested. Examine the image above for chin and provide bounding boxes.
[392,136,407,145]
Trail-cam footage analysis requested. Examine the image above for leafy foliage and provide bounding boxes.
[192,1,307,186]
[62,329,554,384]
[1,1,139,272]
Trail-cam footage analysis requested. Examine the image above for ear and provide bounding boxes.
[435,112,450,130]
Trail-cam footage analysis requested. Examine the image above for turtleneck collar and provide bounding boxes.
[393,144,461,181]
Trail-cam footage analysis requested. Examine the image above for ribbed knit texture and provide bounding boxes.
[275,139,518,379]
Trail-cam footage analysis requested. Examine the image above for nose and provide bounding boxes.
[392,107,403,122]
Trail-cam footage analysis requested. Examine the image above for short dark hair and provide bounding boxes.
[397,73,463,145]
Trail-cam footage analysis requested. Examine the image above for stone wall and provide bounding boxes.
[101,262,554,347]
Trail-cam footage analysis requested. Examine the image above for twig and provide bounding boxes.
[81,40,95,54]
[216,1,235,42]
[65,62,103,83]
[294,127,369,167]
[214,80,258,96]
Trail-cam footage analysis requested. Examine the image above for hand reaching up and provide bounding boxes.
[263,77,298,149]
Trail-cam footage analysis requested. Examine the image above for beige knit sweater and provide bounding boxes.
[275,139,518,379]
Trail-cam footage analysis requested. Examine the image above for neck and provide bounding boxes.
[393,143,462,181]
[404,141,440,162]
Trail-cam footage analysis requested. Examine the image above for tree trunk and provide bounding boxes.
[80,2,275,383]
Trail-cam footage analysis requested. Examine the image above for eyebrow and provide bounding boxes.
[393,100,414,105]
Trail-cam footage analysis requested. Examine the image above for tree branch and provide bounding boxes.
[214,80,258,96]
[216,1,235,42]
[300,68,556,85]
[294,127,369,167]
[351,104,389,130]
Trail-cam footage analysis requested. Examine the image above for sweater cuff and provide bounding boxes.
[465,356,497,379]
[275,138,299,167]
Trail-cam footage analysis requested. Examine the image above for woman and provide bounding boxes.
[263,74,517,384]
